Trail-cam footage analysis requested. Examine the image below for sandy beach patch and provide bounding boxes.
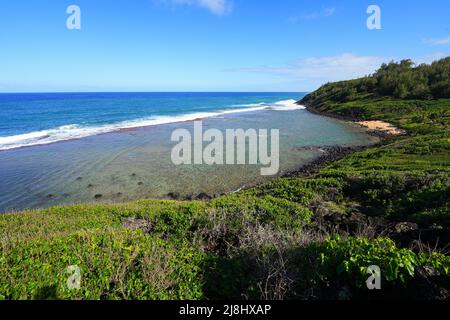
[357,120,405,135]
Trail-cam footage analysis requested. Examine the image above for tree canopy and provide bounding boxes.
[304,57,450,104]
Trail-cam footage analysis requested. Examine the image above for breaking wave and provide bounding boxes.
[0,99,305,150]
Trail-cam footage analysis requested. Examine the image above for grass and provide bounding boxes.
[1,228,205,300]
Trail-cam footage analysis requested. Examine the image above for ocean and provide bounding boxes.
[0,92,304,151]
[0,92,378,212]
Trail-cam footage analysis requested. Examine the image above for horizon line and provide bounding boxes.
[0,91,309,94]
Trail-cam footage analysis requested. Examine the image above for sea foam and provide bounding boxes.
[0,99,305,151]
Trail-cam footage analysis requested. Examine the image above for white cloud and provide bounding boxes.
[239,53,387,83]
[424,36,450,46]
[165,0,232,15]
[230,53,449,91]
[289,7,335,23]
[323,7,336,17]
[415,52,448,64]
[233,53,450,91]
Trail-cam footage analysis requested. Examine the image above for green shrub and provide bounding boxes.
[312,237,450,289]
[251,177,344,204]
[0,229,204,300]
[210,194,312,230]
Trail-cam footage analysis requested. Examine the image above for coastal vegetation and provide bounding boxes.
[1,58,449,300]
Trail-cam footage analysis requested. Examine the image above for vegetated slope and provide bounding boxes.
[300,58,450,227]
[1,59,449,300]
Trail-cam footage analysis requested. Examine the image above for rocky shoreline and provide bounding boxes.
[299,100,406,137]
[164,145,372,202]
[282,145,368,178]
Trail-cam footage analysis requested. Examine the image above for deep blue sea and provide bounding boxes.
[0,92,304,150]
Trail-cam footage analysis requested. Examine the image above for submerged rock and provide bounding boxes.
[166,192,181,200]
[196,193,212,201]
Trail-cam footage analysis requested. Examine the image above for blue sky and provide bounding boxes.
[0,0,449,92]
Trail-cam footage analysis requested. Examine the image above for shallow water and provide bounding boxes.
[0,108,378,212]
